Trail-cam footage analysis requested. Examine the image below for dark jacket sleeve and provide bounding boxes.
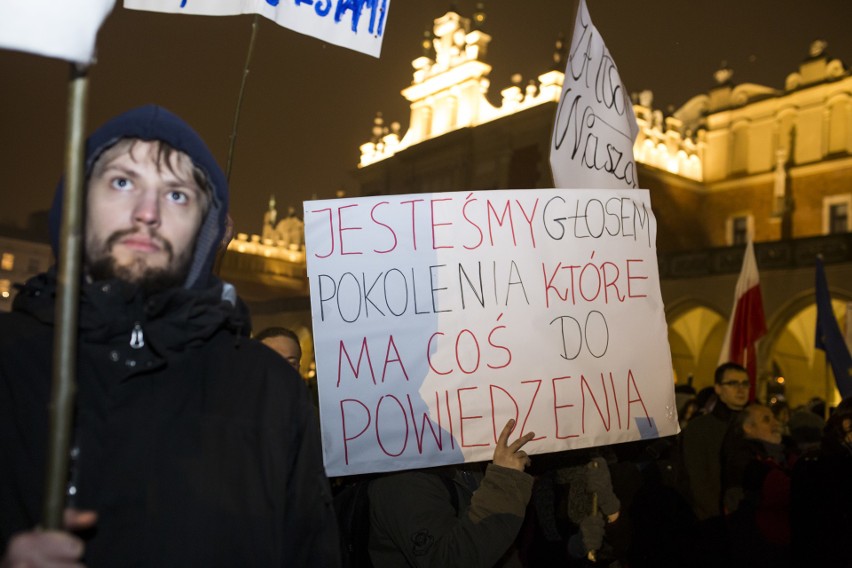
[281,382,341,567]
[681,418,722,519]
[368,465,532,568]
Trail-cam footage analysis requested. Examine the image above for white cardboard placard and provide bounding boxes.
[305,188,678,476]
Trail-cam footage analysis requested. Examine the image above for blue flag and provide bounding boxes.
[814,257,852,399]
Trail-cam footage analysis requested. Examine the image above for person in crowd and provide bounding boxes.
[693,386,718,417]
[254,325,321,407]
[681,362,749,520]
[678,397,700,430]
[0,105,338,566]
[721,403,795,567]
[804,396,827,420]
[520,450,623,567]
[255,326,303,371]
[675,382,698,429]
[722,402,789,507]
[787,404,824,453]
[611,439,697,568]
[791,397,852,567]
[368,419,534,567]
[769,399,791,437]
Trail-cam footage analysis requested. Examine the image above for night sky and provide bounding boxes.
[0,0,849,238]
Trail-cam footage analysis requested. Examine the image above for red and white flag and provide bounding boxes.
[718,240,767,400]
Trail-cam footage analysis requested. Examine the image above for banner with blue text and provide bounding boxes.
[124,0,389,57]
[305,189,678,476]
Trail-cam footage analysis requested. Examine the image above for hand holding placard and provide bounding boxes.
[492,419,534,472]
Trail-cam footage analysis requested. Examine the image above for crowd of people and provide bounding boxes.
[1,106,851,567]
[676,365,852,568]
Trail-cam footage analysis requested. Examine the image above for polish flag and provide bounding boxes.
[718,240,767,400]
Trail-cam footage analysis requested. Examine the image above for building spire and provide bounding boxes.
[421,28,434,57]
[472,2,486,30]
[552,32,567,71]
[714,61,734,86]
[809,39,828,59]
[371,111,387,143]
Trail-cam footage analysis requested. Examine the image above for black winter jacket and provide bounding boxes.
[0,271,339,566]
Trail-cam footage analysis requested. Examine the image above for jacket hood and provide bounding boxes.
[49,105,229,289]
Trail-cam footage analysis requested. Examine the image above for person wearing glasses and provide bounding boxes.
[681,362,749,521]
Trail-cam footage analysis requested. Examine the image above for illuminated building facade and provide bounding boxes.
[219,220,315,380]
[165,5,852,404]
[0,236,51,312]
[349,7,852,405]
[1,6,846,404]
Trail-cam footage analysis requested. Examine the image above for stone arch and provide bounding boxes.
[665,299,727,390]
[759,288,851,407]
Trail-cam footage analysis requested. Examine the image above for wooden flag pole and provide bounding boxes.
[42,63,89,530]
[214,14,260,276]
[825,356,832,421]
[225,13,261,184]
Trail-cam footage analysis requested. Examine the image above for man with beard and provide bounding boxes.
[0,105,339,566]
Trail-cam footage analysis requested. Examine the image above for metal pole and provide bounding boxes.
[42,63,89,530]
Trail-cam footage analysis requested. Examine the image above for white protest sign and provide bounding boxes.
[0,0,115,64]
[305,189,678,477]
[124,0,389,57]
[550,0,639,189]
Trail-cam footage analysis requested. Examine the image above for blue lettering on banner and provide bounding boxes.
[335,0,388,35]
[181,0,279,6]
[315,0,332,17]
[295,0,330,16]
[178,0,387,37]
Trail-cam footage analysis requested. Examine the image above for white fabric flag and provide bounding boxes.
[550,0,639,189]
[0,0,115,64]
[124,0,390,58]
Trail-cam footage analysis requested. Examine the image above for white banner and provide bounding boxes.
[124,0,389,57]
[0,0,115,64]
[550,0,639,189]
[305,189,678,476]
